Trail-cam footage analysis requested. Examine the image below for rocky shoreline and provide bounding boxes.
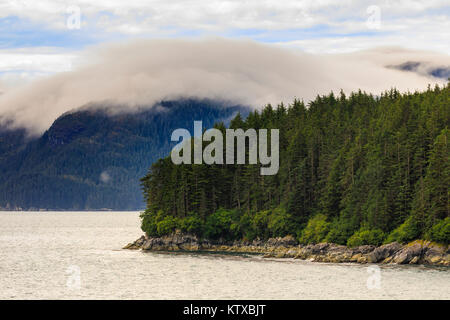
[124,232,450,266]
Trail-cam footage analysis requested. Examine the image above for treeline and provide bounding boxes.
[140,84,450,246]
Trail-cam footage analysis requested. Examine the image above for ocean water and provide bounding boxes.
[0,211,448,300]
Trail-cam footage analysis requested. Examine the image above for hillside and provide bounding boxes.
[0,99,247,210]
[140,84,449,246]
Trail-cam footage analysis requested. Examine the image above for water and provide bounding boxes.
[0,211,448,300]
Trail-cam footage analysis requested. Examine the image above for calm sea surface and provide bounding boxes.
[0,211,448,299]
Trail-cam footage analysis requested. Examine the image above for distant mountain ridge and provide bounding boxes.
[389,61,450,80]
[0,99,248,210]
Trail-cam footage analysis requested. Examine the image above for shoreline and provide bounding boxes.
[124,233,449,266]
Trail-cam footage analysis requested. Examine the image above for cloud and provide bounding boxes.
[0,38,448,136]
[1,1,449,54]
[0,47,74,74]
[2,1,447,31]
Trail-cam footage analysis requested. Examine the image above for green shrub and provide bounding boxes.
[324,214,359,245]
[156,215,180,236]
[179,214,204,236]
[267,207,299,238]
[427,218,450,244]
[347,228,385,247]
[204,208,240,240]
[385,215,420,244]
[299,214,330,244]
[140,209,164,237]
[252,210,271,239]
[238,212,257,241]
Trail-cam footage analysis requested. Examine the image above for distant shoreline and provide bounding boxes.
[124,233,449,266]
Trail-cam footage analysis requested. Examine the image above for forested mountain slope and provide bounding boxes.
[141,84,449,245]
[0,99,246,210]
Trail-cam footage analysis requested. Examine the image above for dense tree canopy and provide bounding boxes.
[141,84,450,246]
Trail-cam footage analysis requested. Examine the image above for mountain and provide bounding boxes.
[0,99,248,210]
[390,61,450,80]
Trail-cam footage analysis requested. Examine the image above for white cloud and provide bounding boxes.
[0,48,74,72]
[1,0,448,48]
[0,38,447,136]
[0,2,448,129]
[0,0,447,82]
[0,48,76,86]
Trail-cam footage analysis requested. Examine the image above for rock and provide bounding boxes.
[179,243,199,251]
[322,245,349,263]
[430,256,442,264]
[280,235,298,246]
[141,240,152,250]
[302,243,330,255]
[350,253,362,262]
[285,248,298,257]
[367,242,402,263]
[327,244,352,262]
[314,243,330,252]
[122,242,134,249]
[294,248,308,260]
[391,241,424,264]
[266,237,295,247]
[135,235,146,246]
[420,241,448,265]
[409,256,419,264]
[125,233,450,266]
[122,235,146,249]
[357,256,368,264]
[353,245,376,254]
[252,238,264,246]
[443,255,450,266]
[382,256,393,264]
[392,252,409,264]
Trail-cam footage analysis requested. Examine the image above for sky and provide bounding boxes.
[0,0,449,86]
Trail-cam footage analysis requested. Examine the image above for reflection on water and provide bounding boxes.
[0,211,448,300]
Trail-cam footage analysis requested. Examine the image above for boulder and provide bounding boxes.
[409,256,419,264]
[367,242,402,263]
[391,241,424,264]
[421,241,448,265]
[123,235,146,249]
[264,236,298,250]
[308,243,330,254]
[350,253,362,262]
[353,245,376,254]
[279,235,298,246]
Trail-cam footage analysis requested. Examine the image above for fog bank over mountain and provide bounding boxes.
[0,38,448,135]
